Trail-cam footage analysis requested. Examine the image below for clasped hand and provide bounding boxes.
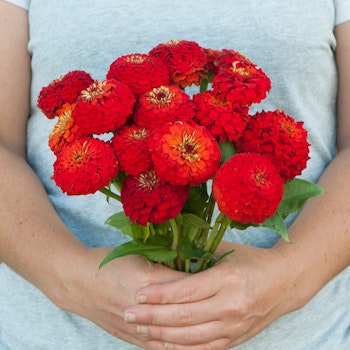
[123,242,298,350]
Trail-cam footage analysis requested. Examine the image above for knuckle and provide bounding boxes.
[177,305,195,325]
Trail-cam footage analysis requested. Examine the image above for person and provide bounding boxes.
[0,0,349,349]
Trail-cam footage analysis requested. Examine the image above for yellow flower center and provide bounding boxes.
[138,170,159,190]
[125,54,146,64]
[177,132,201,162]
[71,141,90,165]
[164,39,180,46]
[81,81,110,101]
[148,86,175,105]
[253,169,268,186]
[130,128,148,140]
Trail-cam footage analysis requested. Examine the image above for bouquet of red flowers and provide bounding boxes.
[37,40,323,272]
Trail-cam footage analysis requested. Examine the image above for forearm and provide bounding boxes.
[0,143,88,303]
[273,147,350,309]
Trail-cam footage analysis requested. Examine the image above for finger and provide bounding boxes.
[124,297,224,326]
[136,269,222,305]
[144,337,231,350]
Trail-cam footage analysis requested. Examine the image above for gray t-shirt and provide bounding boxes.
[1,1,350,349]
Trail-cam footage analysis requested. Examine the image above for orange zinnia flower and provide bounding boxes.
[49,103,88,154]
[149,121,221,186]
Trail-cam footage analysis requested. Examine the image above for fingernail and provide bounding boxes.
[164,343,174,349]
[137,325,148,335]
[124,312,136,323]
[137,294,147,303]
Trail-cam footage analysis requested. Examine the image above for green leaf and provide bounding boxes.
[218,140,236,164]
[105,212,144,240]
[278,178,324,219]
[177,236,207,260]
[214,249,235,265]
[181,213,211,229]
[99,235,177,268]
[182,183,209,217]
[229,220,254,230]
[260,212,290,242]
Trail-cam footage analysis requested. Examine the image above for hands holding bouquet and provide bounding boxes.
[37,40,323,349]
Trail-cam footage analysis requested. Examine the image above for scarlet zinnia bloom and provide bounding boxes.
[53,138,119,195]
[149,40,208,88]
[204,48,252,76]
[212,60,271,106]
[239,110,310,182]
[213,49,254,70]
[111,125,152,176]
[37,70,94,119]
[121,169,189,226]
[193,91,249,143]
[133,85,195,129]
[106,53,170,97]
[72,79,135,135]
[149,121,221,186]
[213,153,283,224]
[49,103,88,155]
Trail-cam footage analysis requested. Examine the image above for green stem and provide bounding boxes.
[193,194,216,246]
[203,212,225,251]
[185,259,191,273]
[193,213,229,273]
[99,187,121,202]
[170,218,179,250]
[208,215,230,254]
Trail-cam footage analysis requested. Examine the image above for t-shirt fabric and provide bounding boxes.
[1,1,350,349]
[5,0,350,25]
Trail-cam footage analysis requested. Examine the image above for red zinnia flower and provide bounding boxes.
[213,153,284,224]
[111,125,152,176]
[149,40,208,88]
[53,137,119,195]
[133,85,195,129]
[193,90,249,142]
[37,70,94,119]
[106,53,170,97]
[121,169,189,226]
[149,121,221,186]
[212,59,271,106]
[72,79,135,135]
[238,110,310,182]
[48,103,88,154]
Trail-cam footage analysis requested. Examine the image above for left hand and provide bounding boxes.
[123,241,300,350]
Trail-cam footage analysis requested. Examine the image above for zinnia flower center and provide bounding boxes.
[70,141,90,165]
[148,86,175,105]
[253,170,268,186]
[280,119,299,137]
[130,128,148,140]
[81,81,110,101]
[125,54,146,64]
[177,132,201,162]
[231,62,251,77]
[138,170,160,190]
[164,39,180,46]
